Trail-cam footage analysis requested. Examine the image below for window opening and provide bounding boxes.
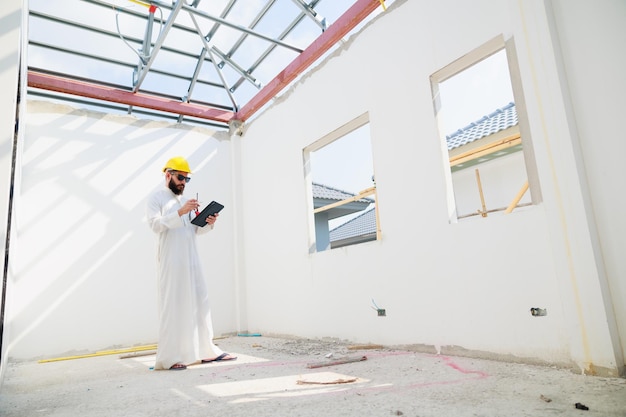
[432,46,533,222]
[305,117,378,252]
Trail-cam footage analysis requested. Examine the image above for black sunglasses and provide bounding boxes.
[172,173,191,183]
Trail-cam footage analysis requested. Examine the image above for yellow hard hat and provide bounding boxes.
[162,156,192,173]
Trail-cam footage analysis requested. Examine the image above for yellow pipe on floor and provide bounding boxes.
[38,344,157,363]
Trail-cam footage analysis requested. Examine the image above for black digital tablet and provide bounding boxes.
[191,200,224,227]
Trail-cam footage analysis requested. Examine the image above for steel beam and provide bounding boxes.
[27,71,234,124]
[133,0,185,91]
[148,0,303,53]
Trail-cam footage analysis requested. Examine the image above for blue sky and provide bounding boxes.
[439,49,514,136]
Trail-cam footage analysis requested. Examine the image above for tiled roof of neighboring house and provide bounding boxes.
[330,207,376,242]
[446,102,518,150]
[312,182,374,203]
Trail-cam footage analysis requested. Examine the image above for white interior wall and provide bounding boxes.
[6,101,236,360]
[237,0,623,376]
[511,0,624,374]
[1,0,622,378]
[239,0,567,358]
[548,0,626,365]
[0,0,25,380]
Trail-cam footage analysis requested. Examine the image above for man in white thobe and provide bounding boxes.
[146,157,236,370]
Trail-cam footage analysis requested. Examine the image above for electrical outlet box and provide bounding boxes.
[377,309,386,317]
[530,307,547,316]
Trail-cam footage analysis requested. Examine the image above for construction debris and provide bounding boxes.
[296,378,357,385]
[119,351,157,359]
[306,355,367,369]
[347,344,383,350]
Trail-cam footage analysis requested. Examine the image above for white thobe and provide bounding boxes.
[146,187,224,370]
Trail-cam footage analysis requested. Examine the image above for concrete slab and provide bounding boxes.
[1,336,625,416]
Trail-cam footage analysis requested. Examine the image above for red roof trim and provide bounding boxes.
[27,71,234,124]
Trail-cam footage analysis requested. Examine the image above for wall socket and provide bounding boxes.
[530,307,547,316]
[377,309,386,317]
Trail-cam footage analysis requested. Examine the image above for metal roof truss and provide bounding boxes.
[27,0,383,129]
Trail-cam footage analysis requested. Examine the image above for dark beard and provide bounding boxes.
[168,178,184,195]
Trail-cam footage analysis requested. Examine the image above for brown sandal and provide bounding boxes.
[169,363,187,370]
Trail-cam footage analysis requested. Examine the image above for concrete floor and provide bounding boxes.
[1,335,625,417]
